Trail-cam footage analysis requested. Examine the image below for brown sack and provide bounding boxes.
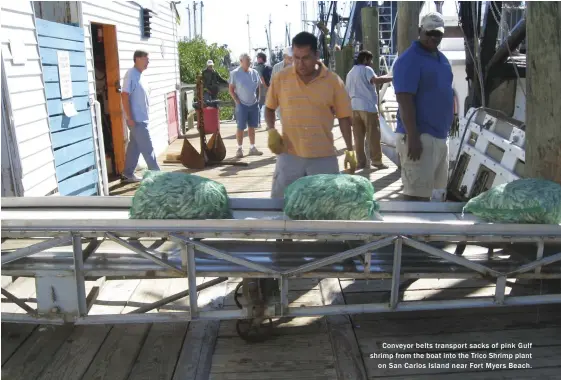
[206,132,227,162]
[179,138,205,169]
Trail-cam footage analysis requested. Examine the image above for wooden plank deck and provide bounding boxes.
[2,275,561,379]
[109,121,403,200]
[5,121,561,379]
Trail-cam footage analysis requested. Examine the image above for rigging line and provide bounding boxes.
[454,1,485,99]
[489,2,527,97]
[472,3,486,106]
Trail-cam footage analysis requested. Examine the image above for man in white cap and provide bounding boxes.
[271,47,293,119]
[272,47,293,77]
[392,12,455,201]
[202,59,228,103]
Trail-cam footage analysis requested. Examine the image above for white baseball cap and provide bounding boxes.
[283,47,292,57]
[206,59,214,66]
[420,12,445,33]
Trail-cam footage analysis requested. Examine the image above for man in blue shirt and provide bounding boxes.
[393,12,454,201]
[121,50,160,183]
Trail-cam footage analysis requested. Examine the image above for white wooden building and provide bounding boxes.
[1,1,182,197]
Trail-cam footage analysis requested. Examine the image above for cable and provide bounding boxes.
[454,1,485,105]
[489,2,526,98]
[446,106,481,190]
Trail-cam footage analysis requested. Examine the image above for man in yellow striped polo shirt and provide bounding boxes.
[264,32,357,198]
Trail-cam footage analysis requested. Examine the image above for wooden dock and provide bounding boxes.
[108,121,403,200]
[4,121,561,379]
[2,276,561,379]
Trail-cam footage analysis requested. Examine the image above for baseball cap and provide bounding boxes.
[206,59,214,66]
[283,46,292,57]
[420,12,445,33]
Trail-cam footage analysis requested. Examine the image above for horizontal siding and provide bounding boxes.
[0,2,58,196]
[82,0,180,168]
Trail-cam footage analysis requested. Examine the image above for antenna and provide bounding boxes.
[186,4,191,40]
[200,1,204,38]
[193,1,197,37]
[268,14,273,61]
[247,14,252,54]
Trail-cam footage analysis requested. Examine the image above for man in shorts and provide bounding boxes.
[393,12,454,201]
[228,53,264,158]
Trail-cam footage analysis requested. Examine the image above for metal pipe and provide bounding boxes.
[186,244,199,318]
[6,219,559,239]
[82,238,103,262]
[1,196,469,213]
[535,240,544,274]
[280,276,289,316]
[170,235,280,275]
[286,294,561,317]
[485,17,526,73]
[495,276,507,304]
[402,237,503,277]
[1,288,37,315]
[1,235,72,265]
[129,277,227,314]
[283,237,396,276]
[72,233,87,316]
[74,308,245,324]
[0,312,65,324]
[389,237,402,309]
[507,251,561,276]
[106,233,184,276]
[93,100,109,195]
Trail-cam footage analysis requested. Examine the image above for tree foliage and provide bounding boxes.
[178,37,234,120]
[178,37,230,84]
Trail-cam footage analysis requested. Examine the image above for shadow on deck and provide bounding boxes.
[109,122,404,199]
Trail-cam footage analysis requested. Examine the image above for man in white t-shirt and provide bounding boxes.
[271,47,293,119]
[345,50,393,169]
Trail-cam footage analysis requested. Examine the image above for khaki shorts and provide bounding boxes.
[271,153,339,198]
[396,133,449,198]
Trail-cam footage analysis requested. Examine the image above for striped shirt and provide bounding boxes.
[265,63,353,158]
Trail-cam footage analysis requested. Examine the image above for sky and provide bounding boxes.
[177,1,354,59]
[177,1,461,61]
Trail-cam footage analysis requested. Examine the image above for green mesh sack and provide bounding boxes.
[284,174,379,220]
[462,178,561,224]
[130,171,232,219]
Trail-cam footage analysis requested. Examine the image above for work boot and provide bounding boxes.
[236,148,244,158]
[248,146,263,156]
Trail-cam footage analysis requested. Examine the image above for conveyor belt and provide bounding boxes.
[3,208,560,239]
[2,197,561,332]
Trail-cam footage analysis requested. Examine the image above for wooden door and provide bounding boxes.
[36,19,99,196]
[101,24,126,174]
[167,91,179,143]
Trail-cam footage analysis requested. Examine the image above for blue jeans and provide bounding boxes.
[235,103,259,131]
[123,122,160,177]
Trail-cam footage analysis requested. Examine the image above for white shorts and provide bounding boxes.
[396,133,449,198]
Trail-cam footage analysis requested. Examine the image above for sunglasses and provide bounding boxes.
[426,30,444,38]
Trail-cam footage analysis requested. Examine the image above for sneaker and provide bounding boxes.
[236,148,244,158]
[121,174,141,183]
[248,146,263,156]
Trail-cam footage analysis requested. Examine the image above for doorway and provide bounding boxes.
[91,23,125,177]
